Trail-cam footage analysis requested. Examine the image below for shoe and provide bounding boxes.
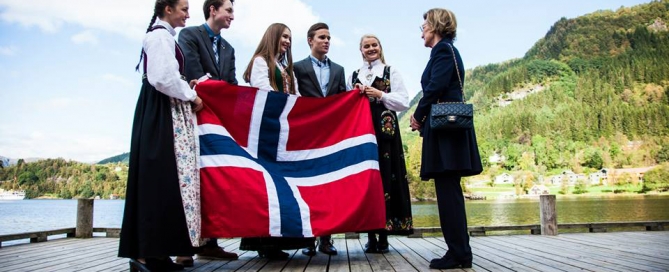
[376,242,389,254]
[198,246,239,260]
[318,239,337,255]
[129,259,150,272]
[364,242,379,253]
[302,246,316,256]
[259,250,289,260]
[175,256,194,267]
[430,252,452,265]
[429,257,472,269]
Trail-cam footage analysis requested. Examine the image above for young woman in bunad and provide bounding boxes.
[347,34,414,254]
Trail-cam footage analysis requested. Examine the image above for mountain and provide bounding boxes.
[98,152,130,164]
[399,0,669,197]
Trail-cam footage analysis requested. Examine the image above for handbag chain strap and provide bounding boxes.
[438,43,465,104]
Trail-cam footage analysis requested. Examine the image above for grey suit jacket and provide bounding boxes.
[293,56,346,97]
[178,25,237,84]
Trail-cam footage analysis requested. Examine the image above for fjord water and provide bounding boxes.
[1,195,668,236]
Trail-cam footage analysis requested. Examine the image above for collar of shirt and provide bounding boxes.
[309,55,330,67]
[203,23,222,40]
[154,18,176,36]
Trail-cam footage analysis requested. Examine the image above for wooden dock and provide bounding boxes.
[0,231,667,271]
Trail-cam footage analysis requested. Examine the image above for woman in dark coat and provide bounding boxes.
[410,8,483,270]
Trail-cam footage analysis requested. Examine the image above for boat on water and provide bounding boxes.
[0,189,26,200]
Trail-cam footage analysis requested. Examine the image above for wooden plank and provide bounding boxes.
[324,236,348,272]
[554,233,669,266]
[390,237,438,272]
[0,238,116,269]
[565,232,669,255]
[423,237,511,272]
[484,234,613,271]
[470,237,573,271]
[280,246,311,272]
[360,237,393,272]
[79,257,128,272]
[0,237,83,257]
[459,237,543,272]
[259,249,297,271]
[517,235,666,271]
[191,239,246,271]
[347,237,372,272]
[0,228,75,242]
[382,237,420,272]
[491,235,631,272]
[0,238,118,272]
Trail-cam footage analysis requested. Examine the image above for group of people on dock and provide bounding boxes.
[118,0,483,271]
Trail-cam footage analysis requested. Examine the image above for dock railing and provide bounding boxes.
[1,196,667,247]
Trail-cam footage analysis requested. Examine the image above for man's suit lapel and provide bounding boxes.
[304,58,322,97]
[326,63,339,96]
[198,26,219,75]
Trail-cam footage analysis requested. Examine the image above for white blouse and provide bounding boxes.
[346,59,409,112]
[249,56,300,96]
[143,19,196,102]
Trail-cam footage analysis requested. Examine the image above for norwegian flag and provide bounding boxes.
[195,80,386,238]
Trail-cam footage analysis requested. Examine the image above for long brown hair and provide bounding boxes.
[243,23,296,94]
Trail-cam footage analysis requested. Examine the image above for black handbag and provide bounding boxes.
[430,43,473,130]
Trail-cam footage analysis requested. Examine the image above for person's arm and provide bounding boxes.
[381,66,409,111]
[412,42,454,125]
[145,31,196,101]
[249,56,273,90]
[177,28,205,82]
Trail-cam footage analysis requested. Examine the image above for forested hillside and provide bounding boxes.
[401,0,669,199]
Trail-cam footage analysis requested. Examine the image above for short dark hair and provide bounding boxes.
[307,22,329,40]
[203,0,234,20]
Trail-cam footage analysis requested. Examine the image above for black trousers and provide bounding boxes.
[434,175,472,261]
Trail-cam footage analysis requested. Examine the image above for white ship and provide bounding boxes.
[0,189,26,200]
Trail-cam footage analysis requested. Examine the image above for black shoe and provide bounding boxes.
[129,259,150,272]
[302,246,316,256]
[430,252,452,264]
[376,242,389,254]
[364,242,379,253]
[429,257,472,269]
[318,240,337,255]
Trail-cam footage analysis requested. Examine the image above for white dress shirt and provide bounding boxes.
[143,19,196,102]
[249,56,300,96]
[346,59,409,111]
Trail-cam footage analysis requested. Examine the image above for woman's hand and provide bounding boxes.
[410,114,422,131]
[192,96,204,112]
[189,79,198,89]
[362,86,383,99]
[354,83,365,93]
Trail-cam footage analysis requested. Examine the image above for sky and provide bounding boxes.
[0,0,653,163]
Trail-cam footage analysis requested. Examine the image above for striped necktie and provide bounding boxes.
[213,36,219,63]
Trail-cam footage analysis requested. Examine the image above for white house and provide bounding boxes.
[529,185,550,195]
[494,173,514,185]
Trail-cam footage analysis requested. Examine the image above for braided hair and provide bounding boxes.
[135,0,181,71]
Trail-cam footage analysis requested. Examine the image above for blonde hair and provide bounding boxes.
[243,23,296,94]
[423,8,457,40]
[359,34,386,64]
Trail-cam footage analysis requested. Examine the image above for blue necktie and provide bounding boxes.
[213,36,219,63]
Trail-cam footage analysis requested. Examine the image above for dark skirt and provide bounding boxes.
[118,79,195,258]
[370,102,413,235]
[239,237,315,251]
[420,114,483,180]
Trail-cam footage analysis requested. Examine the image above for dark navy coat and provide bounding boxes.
[413,38,483,180]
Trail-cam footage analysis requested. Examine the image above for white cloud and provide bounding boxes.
[0,0,320,44]
[71,30,98,45]
[0,45,17,56]
[220,0,320,48]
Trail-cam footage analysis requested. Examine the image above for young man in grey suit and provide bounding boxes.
[178,0,237,85]
[293,22,347,256]
[176,0,238,265]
